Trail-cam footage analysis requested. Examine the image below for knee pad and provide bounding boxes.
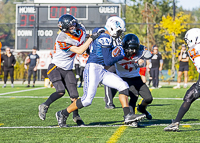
[119,88,129,96]
[184,83,199,102]
[143,96,153,104]
[57,90,65,96]
[76,98,84,109]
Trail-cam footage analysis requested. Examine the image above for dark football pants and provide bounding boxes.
[47,63,79,99]
[4,67,14,84]
[150,67,159,88]
[28,66,37,84]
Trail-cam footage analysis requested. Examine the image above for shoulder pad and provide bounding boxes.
[98,34,113,47]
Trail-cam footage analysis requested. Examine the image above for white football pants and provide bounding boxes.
[81,63,129,107]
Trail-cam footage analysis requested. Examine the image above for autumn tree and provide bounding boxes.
[155,12,190,79]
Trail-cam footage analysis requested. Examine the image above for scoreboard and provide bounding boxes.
[15,4,121,51]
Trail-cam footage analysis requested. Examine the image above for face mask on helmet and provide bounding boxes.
[184,28,200,48]
[105,16,126,38]
[122,34,140,59]
[58,14,80,37]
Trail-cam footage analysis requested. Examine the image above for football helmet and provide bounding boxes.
[184,28,200,48]
[122,34,140,58]
[105,16,126,38]
[57,14,80,36]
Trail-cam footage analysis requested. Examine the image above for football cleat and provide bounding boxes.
[137,105,152,120]
[105,104,115,109]
[55,111,68,128]
[38,103,49,120]
[73,115,85,126]
[164,120,179,131]
[124,112,146,124]
[128,121,139,127]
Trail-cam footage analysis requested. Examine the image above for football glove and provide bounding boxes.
[90,29,105,41]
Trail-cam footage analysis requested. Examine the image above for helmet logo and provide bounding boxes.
[115,21,121,28]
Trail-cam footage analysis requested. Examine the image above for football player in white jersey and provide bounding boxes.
[38,14,103,126]
[55,16,146,128]
[164,28,200,131]
[104,34,153,127]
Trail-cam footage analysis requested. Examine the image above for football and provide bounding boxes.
[112,46,121,57]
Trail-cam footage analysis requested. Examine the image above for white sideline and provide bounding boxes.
[1,123,200,129]
[0,87,46,96]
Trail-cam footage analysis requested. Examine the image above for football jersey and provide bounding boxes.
[51,27,86,70]
[87,28,122,66]
[115,45,148,78]
[188,44,200,73]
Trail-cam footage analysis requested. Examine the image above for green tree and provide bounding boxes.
[155,12,190,79]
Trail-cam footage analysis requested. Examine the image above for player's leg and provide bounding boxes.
[136,78,153,120]
[79,67,84,87]
[151,68,156,88]
[104,85,117,109]
[38,64,65,121]
[62,69,84,126]
[102,72,146,124]
[55,63,103,127]
[75,64,80,84]
[164,83,199,131]
[103,65,117,109]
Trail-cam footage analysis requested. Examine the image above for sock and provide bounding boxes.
[62,109,69,117]
[71,101,79,118]
[177,83,180,87]
[123,107,130,116]
[184,83,187,86]
[4,84,6,86]
[44,92,64,106]
[174,101,191,123]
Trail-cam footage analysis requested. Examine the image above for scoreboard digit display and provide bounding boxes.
[15,4,121,51]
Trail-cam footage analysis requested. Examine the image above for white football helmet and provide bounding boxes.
[105,16,126,38]
[184,28,200,48]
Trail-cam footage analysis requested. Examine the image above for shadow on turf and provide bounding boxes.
[141,119,199,125]
[88,120,124,125]
[148,104,172,107]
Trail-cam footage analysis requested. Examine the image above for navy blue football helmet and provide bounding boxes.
[122,34,140,58]
[58,14,79,36]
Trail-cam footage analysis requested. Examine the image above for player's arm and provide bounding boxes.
[70,38,93,54]
[70,30,105,54]
[102,46,124,66]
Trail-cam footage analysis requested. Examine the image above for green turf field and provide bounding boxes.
[0,84,200,143]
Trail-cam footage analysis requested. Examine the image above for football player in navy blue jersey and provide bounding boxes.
[55,16,146,127]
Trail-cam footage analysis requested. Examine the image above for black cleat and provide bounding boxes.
[38,103,49,120]
[55,111,68,128]
[137,105,152,120]
[73,115,85,126]
[124,112,146,124]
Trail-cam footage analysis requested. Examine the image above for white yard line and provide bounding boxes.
[0,87,46,96]
[0,96,199,101]
[1,123,200,129]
